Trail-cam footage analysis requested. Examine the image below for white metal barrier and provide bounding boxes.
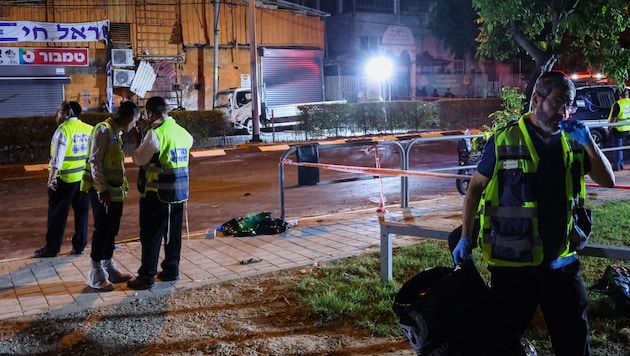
[278,130,630,281]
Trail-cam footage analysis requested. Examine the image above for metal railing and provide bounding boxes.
[278,139,405,221]
[278,129,630,281]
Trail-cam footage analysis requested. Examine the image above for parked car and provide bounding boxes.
[572,85,618,147]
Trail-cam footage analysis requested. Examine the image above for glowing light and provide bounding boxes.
[365,57,393,82]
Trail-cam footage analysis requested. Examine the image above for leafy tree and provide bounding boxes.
[473,0,630,100]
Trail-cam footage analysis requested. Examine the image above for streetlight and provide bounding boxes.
[365,56,393,101]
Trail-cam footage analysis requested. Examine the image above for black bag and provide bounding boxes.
[220,212,288,237]
[392,260,490,355]
[569,207,592,251]
[590,264,630,308]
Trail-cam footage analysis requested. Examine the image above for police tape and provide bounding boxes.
[586,183,630,190]
[280,159,473,179]
[281,159,630,189]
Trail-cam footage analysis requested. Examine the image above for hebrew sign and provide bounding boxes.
[0,47,89,66]
[0,20,109,43]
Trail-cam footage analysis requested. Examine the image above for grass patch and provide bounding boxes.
[291,199,630,353]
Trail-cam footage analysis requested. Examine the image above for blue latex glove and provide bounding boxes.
[452,237,473,266]
[560,119,591,145]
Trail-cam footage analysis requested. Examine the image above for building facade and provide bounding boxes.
[0,0,526,118]
[0,0,328,117]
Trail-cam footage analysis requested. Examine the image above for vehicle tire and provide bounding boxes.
[245,118,265,134]
[245,118,254,134]
[591,130,605,148]
[456,167,475,196]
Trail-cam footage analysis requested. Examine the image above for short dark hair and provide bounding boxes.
[68,101,82,117]
[533,71,575,99]
[145,96,168,116]
[118,101,139,119]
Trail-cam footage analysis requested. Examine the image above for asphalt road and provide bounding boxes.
[0,139,464,261]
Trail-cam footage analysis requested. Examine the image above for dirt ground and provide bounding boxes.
[0,267,415,356]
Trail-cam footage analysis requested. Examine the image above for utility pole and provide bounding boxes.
[213,0,220,108]
[249,0,261,142]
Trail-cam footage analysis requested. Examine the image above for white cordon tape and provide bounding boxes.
[369,145,387,215]
[281,159,474,179]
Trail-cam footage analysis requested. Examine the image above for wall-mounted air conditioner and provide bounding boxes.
[113,69,135,87]
[111,49,134,67]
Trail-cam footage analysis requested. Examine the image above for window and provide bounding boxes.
[360,36,380,52]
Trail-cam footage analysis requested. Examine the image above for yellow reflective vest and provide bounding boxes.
[609,97,630,132]
[53,119,93,183]
[81,119,128,202]
[478,115,586,267]
[139,119,191,203]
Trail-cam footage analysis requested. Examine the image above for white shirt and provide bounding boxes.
[132,118,164,166]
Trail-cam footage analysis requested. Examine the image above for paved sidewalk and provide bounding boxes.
[2,168,628,322]
[0,196,464,321]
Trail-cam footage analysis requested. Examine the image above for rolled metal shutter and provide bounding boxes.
[0,66,69,118]
[260,48,324,106]
[0,81,65,118]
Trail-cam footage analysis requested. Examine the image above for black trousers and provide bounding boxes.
[44,179,89,254]
[88,189,123,261]
[488,260,590,356]
[137,191,183,279]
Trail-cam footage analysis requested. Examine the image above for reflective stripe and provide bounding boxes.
[146,181,189,190]
[161,167,189,174]
[496,144,531,160]
[60,166,85,175]
[64,155,88,161]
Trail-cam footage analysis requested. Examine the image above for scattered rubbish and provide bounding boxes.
[205,229,216,240]
[218,212,290,237]
[240,258,262,265]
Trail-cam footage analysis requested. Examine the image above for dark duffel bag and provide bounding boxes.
[392,260,490,355]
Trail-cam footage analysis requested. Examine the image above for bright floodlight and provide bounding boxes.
[365,57,393,81]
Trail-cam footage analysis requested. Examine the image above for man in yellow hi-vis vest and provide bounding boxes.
[35,101,93,258]
[453,72,615,354]
[608,88,630,171]
[81,102,140,291]
[127,97,193,290]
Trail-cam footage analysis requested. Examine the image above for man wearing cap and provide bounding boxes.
[35,101,92,258]
[127,97,193,290]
